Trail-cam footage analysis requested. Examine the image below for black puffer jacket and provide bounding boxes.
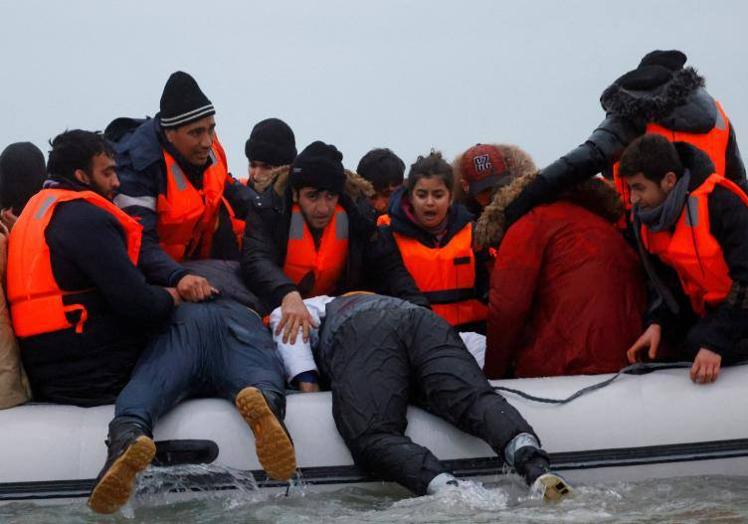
[505,56,746,227]
[240,169,378,311]
[641,144,748,360]
[370,187,488,315]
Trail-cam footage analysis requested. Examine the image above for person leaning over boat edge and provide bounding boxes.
[240,141,379,346]
[5,130,295,514]
[109,71,248,303]
[501,50,745,231]
[621,135,748,384]
[268,293,572,501]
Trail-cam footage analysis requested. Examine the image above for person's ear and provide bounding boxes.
[73,168,90,186]
[661,171,678,192]
[163,128,176,145]
[292,189,299,203]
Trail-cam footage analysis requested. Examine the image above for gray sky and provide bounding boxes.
[2,0,747,176]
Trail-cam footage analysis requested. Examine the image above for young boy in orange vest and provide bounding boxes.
[621,135,748,384]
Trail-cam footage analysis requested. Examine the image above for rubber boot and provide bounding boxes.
[88,416,156,514]
[235,387,297,481]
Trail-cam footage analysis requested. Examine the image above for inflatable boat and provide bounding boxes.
[1,363,747,504]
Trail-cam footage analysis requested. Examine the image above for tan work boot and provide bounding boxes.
[88,419,156,514]
[235,386,297,481]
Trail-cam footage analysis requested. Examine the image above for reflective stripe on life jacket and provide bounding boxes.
[641,173,748,317]
[282,204,349,297]
[6,188,142,338]
[393,224,487,327]
[157,137,244,262]
[613,100,731,211]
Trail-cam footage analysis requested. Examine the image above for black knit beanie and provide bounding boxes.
[614,50,688,91]
[245,118,297,166]
[159,71,215,129]
[356,148,405,191]
[291,141,345,194]
[0,142,46,214]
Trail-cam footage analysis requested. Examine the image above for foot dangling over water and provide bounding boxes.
[235,386,297,481]
[88,417,156,514]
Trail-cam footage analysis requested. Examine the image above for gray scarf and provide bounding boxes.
[636,170,691,232]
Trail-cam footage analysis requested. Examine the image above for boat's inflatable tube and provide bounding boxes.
[1,364,747,502]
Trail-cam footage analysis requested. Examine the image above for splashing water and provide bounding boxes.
[1,471,748,523]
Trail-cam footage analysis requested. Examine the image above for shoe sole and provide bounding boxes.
[236,387,297,481]
[536,473,573,502]
[87,435,156,514]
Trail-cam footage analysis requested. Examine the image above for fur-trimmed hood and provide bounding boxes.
[452,143,538,205]
[474,172,624,249]
[600,67,716,132]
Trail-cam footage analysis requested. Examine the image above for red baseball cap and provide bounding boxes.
[459,144,508,196]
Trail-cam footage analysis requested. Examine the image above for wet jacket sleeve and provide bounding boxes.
[725,123,747,189]
[240,206,297,310]
[504,114,644,227]
[48,203,174,325]
[115,163,188,287]
[484,214,544,378]
[684,187,748,358]
[366,228,430,308]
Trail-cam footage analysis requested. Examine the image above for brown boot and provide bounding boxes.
[88,418,156,514]
[235,387,297,481]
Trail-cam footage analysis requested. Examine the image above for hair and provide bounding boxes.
[406,150,454,193]
[618,134,684,183]
[0,142,46,214]
[356,148,405,191]
[47,129,114,181]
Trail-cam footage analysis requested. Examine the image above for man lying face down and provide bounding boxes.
[5,130,295,514]
[268,292,572,500]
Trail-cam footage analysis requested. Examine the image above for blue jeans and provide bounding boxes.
[115,299,285,429]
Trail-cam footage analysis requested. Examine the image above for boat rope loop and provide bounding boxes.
[492,361,747,405]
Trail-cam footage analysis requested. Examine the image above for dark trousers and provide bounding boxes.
[115,299,285,429]
[318,306,535,495]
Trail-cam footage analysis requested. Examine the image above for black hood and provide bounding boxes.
[387,186,474,246]
[600,67,716,132]
[674,142,717,191]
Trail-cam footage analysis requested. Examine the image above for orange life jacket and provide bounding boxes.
[6,188,142,338]
[157,137,244,261]
[613,100,731,211]
[393,224,487,327]
[641,173,748,317]
[282,204,349,297]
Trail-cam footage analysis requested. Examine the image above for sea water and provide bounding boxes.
[2,465,748,524]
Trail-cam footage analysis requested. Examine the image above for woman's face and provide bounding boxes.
[410,176,451,229]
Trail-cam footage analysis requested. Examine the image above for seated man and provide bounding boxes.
[477,168,646,378]
[241,141,376,343]
[268,293,571,500]
[356,148,405,224]
[0,141,46,230]
[452,143,537,216]
[621,135,748,384]
[112,71,248,302]
[5,130,294,514]
[244,118,297,203]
